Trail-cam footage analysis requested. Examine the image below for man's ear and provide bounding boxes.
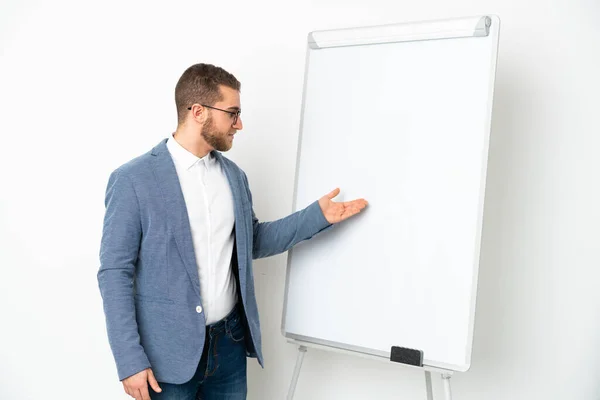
[189,104,207,124]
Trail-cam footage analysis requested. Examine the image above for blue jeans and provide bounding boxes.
[150,306,247,400]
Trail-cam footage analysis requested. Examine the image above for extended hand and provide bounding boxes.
[318,188,368,224]
[122,368,162,400]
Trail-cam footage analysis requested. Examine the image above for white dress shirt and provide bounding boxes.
[167,135,237,324]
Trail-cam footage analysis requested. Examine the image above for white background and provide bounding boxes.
[1,1,599,399]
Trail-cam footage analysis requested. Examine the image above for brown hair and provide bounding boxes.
[175,63,241,125]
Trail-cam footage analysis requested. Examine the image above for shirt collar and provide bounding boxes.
[167,134,213,171]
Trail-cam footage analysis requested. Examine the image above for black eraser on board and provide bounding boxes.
[390,346,424,367]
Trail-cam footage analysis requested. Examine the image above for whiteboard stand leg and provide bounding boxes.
[287,345,307,400]
[425,371,434,400]
[441,373,453,400]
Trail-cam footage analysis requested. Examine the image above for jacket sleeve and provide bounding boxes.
[97,168,151,381]
[241,171,334,259]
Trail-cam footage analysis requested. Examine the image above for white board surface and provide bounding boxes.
[282,16,500,372]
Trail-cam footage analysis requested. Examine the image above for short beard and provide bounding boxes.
[201,113,232,152]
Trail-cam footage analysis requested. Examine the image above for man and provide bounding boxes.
[97,63,368,400]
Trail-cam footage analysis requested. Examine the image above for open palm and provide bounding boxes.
[318,188,368,224]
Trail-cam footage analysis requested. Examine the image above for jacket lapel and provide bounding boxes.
[213,151,248,293]
[150,139,202,298]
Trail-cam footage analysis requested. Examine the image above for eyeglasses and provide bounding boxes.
[187,104,241,125]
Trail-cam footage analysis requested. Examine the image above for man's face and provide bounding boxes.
[201,85,243,152]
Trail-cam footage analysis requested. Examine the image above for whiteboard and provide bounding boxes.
[282,16,500,372]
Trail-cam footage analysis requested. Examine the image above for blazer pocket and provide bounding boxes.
[134,294,174,305]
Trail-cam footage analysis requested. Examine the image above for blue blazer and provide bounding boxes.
[98,138,332,383]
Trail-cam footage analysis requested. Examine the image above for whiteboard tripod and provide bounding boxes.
[286,340,454,400]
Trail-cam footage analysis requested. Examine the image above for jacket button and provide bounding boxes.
[196,306,203,313]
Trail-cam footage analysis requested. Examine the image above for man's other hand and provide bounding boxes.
[122,368,162,400]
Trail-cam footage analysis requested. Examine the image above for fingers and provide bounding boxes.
[344,199,368,209]
[123,382,135,398]
[122,369,158,400]
[341,201,367,220]
[326,188,341,200]
[147,369,162,393]
[140,385,151,400]
[124,386,141,400]
[325,188,368,208]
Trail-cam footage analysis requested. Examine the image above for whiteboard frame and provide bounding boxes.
[282,14,501,373]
